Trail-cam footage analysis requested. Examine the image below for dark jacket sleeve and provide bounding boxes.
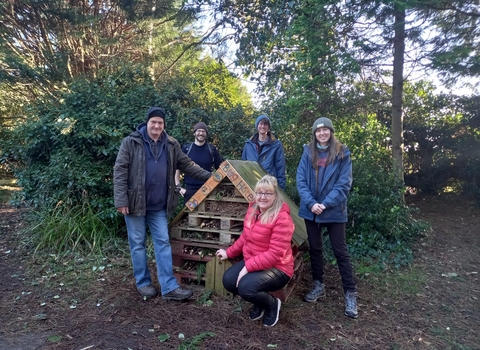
[296,147,317,210]
[212,145,223,169]
[113,138,131,208]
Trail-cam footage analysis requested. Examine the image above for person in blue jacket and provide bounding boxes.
[242,114,287,190]
[296,117,358,319]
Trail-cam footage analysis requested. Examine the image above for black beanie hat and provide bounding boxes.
[146,107,166,123]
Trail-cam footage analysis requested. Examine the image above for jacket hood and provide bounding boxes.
[249,131,277,144]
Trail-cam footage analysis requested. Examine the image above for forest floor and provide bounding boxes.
[0,194,478,350]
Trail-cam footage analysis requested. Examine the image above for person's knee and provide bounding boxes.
[128,234,146,246]
[237,286,254,300]
[222,272,236,293]
[153,237,170,246]
[237,279,257,300]
[334,252,351,264]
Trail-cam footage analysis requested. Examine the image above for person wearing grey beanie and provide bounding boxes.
[296,117,358,319]
[242,114,287,190]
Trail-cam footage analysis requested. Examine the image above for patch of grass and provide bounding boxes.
[429,327,476,350]
[355,263,384,276]
[0,184,20,203]
[0,189,11,203]
[362,265,427,298]
[178,332,215,350]
[195,263,206,284]
[440,304,454,313]
[47,335,62,343]
[25,201,119,255]
[196,289,213,306]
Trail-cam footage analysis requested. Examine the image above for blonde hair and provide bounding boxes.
[248,175,284,225]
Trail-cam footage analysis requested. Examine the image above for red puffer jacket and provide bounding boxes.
[226,202,295,277]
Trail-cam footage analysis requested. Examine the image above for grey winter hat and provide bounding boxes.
[312,117,335,134]
[255,114,271,129]
[194,121,208,133]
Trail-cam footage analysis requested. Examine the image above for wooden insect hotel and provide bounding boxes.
[169,160,308,301]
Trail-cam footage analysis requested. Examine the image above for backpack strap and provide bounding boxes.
[207,144,215,165]
[185,142,194,157]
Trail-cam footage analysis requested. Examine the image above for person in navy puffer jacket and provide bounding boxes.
[296,117,358,319]
[242,115,287,190]
[216,175,294,327]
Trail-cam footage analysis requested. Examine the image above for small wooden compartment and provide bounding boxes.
[188,215,221,229]
[171,227,220,242]
[171,240,223,263]
[220,218,244,232]
[195,199,249,218]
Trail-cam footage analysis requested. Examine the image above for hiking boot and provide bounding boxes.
[304,280,326,302]
[249,304,264,321]
[344,291,358,319]
[137,285,158,298]
[162,287,193,301]
[263,298,281,327]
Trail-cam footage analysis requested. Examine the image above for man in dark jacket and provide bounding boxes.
[114,107,211,300]
[242,114,287,190]
[175,121,223,204]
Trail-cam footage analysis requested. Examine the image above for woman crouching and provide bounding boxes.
[216,175,294,327]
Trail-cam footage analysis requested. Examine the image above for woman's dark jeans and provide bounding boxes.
[222,260,290,309]
[305,220,356,293]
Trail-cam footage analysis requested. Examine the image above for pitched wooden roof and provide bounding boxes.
[183,159,307,247]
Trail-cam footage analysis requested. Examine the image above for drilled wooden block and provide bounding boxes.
[169,228,221,242]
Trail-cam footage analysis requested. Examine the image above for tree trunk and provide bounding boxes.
[391,5,405,192]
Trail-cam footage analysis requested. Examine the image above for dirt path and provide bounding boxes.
[0,196,479,350]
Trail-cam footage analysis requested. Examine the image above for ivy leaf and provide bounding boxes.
[158,333,170,342]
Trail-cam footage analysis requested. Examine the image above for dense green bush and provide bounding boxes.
[270,106,430,267]
[3,67,158,216]
[399,83,480,200]
[1,63,255,253]
[341,116,430,266]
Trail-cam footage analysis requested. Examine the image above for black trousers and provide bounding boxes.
[304,220,356,293]
[222,260,290,309]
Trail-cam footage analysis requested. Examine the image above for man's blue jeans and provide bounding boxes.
[125,210,179,295]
